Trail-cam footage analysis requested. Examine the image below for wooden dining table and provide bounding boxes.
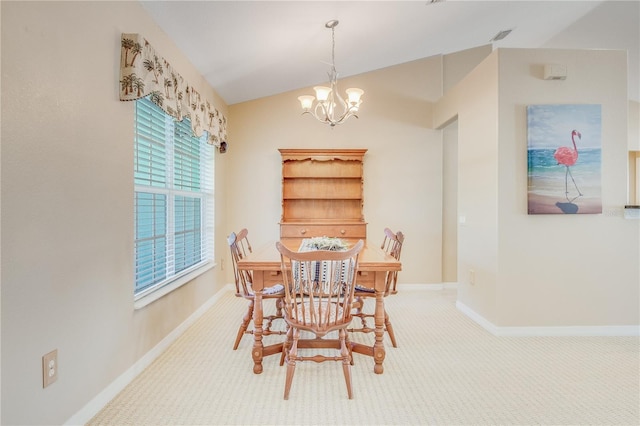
[236,238,402,375]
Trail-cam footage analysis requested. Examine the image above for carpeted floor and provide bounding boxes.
[88,288,639,425]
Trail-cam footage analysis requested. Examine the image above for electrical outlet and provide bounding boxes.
[469,269,476,285]
[42,349,58,388]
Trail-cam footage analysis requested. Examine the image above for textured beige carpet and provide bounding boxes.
[88,289,639,425]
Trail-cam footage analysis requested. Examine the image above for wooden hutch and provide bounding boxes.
[279,148,367,241]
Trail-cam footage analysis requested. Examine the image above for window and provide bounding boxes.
[134,96,214,298]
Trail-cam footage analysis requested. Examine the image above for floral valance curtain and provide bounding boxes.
[119,33,227,148]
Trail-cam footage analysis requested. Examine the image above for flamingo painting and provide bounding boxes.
[553,129,583,202]
[527,104,601,215]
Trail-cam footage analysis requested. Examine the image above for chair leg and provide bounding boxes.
[349,341,355,366]
[340,329,353,399]
[384,309,398,348]
[233,299,254,350]
[280,324,292,366]
[283,328,299,400]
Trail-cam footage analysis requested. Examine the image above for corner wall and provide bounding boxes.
[434,51,501,324]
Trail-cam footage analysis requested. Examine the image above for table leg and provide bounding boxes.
[252,290,264,374]
[373,289,386,374]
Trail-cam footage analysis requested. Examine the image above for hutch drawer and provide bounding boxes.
[279,223,367,239]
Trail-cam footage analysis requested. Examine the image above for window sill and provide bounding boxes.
[134,262,216,310]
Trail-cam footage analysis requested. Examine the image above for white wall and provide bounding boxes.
[1,2,229,424]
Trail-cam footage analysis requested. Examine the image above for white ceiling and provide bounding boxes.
[140,0,639,105]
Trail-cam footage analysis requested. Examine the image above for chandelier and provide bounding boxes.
[297,20,364,127]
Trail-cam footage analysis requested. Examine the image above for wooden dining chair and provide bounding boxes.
[381,227,404,295]
[276,239,364,400]
[349,228,404,347]
[228,229,286,350]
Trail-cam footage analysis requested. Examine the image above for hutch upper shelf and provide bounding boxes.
[279,148,367,239]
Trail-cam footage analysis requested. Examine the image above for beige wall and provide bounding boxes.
[630,101,640,151]
[1,2,228,424]
[496,48,638,327]
[227,57,445,285]
[441,45,493,283]
[629,101,639,204]
[630,152,636,203]
[434,52,501,323]
[442,44,493,93]
[435,48,639,328]
[441,122,458,282]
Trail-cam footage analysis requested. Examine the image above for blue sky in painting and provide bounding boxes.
[527,104,601,149]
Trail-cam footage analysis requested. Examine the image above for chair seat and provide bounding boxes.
[239,283,285,297]
[354,285,375,293]
[257,283,285,296]
[290,300,345,325]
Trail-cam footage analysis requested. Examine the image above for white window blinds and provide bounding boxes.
[134,96,214,297]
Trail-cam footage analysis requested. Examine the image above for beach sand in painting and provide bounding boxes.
[528,193,602,215]
[527,148,602,215]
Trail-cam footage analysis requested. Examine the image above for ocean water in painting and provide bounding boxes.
[528,147,601,198]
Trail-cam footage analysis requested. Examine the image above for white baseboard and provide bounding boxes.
[65,284,234,426]
[456,300,640,337]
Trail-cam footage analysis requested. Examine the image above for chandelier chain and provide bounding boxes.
[331,25,336,75]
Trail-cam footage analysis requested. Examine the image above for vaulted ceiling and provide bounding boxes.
[141,1,639,105]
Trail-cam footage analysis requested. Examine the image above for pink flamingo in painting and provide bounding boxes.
[553,129,583,202]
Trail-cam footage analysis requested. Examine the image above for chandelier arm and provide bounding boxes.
[301,105,330,124]
[333,90,348,111]
[314,102,332,124]
[332,105,358,125]
[334,111,359,126]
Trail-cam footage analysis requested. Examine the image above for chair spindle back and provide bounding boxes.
[228,229,253,296]
[276,240,364,337]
